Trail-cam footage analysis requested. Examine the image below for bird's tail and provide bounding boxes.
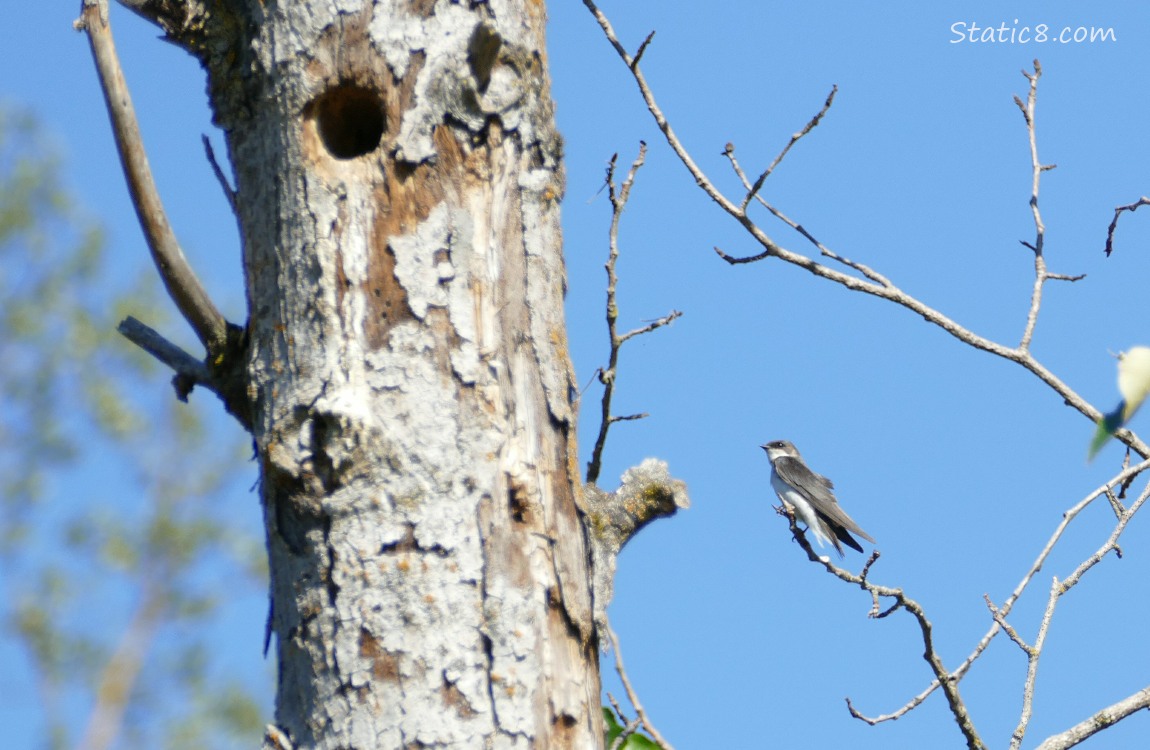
[1087,404,1126,462]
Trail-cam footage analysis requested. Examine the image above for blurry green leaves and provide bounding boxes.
[0,107,119,524]
[604,707,661,749]
[166,681,265,750]
[0,107,265,749]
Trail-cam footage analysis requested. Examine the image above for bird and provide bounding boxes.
[761,439,874,556]
[1088,346,1150,461]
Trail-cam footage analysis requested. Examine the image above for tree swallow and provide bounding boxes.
[1089,346,1150,461]
[761,440,875,556]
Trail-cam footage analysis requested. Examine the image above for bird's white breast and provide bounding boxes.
[771,468,830,548]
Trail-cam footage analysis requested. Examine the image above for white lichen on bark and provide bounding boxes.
[584,459,690,631]
[194,1,597,747]
[99,0,688,747]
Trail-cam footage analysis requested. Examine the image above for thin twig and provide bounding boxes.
[1016,62,1046,353]
[1007,577,1057,750]
[741,85,837,211]
[632,31,655,69]
[852,458,1150,725]
[607,623,675,750]
[77,0,229,356]
[581,4,1139,459]
[722,148,892,287]
[618,311,683,345]
[609,717,644,750]
[587,148,643,484]
[1104,487,1125,517]
[584,7,1150,746]
[586,143,681,485]
[1008,479,1150,749]
[202,134,237,215]
[774,514,985,750]
[1014,61,1083,353]
[607,693,629,725]
[1104,196,1150,257]
[983,596,1032,654]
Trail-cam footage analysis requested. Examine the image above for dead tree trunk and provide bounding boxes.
[91,1,601,746]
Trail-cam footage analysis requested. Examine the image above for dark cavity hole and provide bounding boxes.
[313,85,384,160]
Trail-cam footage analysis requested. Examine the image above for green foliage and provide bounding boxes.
[603,706,661,749]
[165,681,265,750]
[0,107,267,749]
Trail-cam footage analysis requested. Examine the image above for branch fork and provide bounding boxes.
[77,0,249,428]
[581,2,1150,746]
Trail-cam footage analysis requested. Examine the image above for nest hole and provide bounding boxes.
[312,84,385,160]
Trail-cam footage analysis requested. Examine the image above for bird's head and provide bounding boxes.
[761,439,798,462]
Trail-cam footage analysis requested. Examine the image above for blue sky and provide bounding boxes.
[6,2,1150,748]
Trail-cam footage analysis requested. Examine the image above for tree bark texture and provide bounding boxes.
[152,1,598,747]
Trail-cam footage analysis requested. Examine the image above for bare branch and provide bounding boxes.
[609,717,644,750]
[1009,478,1150,749]
[632,30,655,69]
[582,4,1146,461]
[859,459,1150,726]
[1035,685,1150,750]
[202,134,237,215]
[77,0,230,356]
[607,622,676,750]
[118,316,251,430]
[77,583,165,750]
[608,413,648,424]
[117,316,213,402]
[586,146,643,485]
[1104,486,1126,517]
[1014,61,1082,353]
[723,147,894,287]
[1016,62,1046,353]
[607,693,629,725]
[1007,577,1057,750]
[983,595,1032,655]
[741,85,837,211]
[618,310,683,344]
[582,1,737,217]
[583,7,1150,746]
[772,511,986,749]
[714,245,768,265]
[1104,196,1150,257]
[587,143,681,485]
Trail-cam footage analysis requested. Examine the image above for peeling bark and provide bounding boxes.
[166,1,596,747]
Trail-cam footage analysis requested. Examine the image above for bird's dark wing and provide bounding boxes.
[830,523,866,554]
[773,455,839,510]
[773,455,874,544]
